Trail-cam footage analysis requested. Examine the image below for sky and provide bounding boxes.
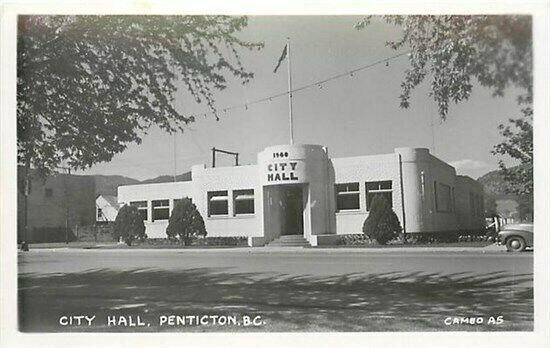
[76,16,524,181]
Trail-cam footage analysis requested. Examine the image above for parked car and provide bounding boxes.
[497,223,533,252]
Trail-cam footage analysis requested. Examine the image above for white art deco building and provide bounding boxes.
[118,144,485,246]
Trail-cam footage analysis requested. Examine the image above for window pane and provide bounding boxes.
[130,201,148,221]
[235,200,254,215]
[337,194,360,210]
[234,189,254,215]
[366,182,379,191]
[208,191,228,216]
[153,208,169,221]
[366,192,393,210]
[152,200,169,221]
[336,183,360,210]
[435,183,452,212]
[380,181,392,190]
[366,181,393,211]
[130,201,147,208]
[336,183,359,193]
[152,200,169,207]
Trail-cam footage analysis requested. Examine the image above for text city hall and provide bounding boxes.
[267,162,299,182]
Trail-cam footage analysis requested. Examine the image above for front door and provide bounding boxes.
[281,185,304,235]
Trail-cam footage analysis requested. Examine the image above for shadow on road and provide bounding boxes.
[19,268,533,332]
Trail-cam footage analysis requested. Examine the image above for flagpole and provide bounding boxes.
[287,37,294,145]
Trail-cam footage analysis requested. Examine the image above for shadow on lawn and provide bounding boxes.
[19,268,533,332]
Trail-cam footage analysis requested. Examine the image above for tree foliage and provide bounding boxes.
[492,108,533,196]
[114,204,146,246]
[356,15,532,118]
[17,15,263,173]
[357,15,533,200]
[362,195,402,245]
[166,197,206,244]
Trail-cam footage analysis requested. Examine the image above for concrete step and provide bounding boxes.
[266,235,311,247]
[277,235,306,239]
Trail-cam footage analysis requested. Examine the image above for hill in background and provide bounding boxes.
[477,169,514,200]
[477,168,532,221]
[93,171,191,196]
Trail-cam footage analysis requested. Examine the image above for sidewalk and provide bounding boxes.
[21,243,510,254]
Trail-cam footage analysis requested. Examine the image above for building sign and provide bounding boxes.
[267,162,299,182]
[259,146,320,186]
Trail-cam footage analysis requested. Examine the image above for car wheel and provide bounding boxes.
[506,236,526,252]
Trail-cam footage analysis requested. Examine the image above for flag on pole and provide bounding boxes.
[273,44,288,73]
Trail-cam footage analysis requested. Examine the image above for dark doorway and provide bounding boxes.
[281,185,304,235]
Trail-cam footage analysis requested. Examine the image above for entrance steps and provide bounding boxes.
[265,235,311,247]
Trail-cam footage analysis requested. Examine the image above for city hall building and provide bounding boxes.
[118,144,485,246]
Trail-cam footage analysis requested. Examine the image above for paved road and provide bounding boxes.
[18,248,533,332]
[19,247,532,277]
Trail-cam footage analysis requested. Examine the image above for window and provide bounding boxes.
[366,181,392,211]
[233,189,255,215]
[45,188,53,198]
[208,191,228,216]
[130,201,148,221]
[335,183,360,211]
[435,182,453,212]
[152,200,170,221]
[97,208,103,220]
[470,193,482,216]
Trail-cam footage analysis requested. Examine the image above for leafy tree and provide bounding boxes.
[166,197,206,245]
[492,109,533,196]
[17,15,263,174]
[484,195,498,218]
[356,15,533,202]
[356,15,532,118]
[114,204,146,246]
[362,195,402,245]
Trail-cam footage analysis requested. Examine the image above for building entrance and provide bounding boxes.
[281,185,304,236]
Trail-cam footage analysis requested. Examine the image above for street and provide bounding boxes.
[18,248,533,332]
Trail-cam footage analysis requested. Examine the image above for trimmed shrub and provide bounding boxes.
[166,197,207,245]
[336,234,370,246]
[194,236,248,247]
[362,195,402,245]
[114,204,146,246]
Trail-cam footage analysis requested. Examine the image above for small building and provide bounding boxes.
[118,145,485,246]
[96,194,121,223]
[18,168,96,242]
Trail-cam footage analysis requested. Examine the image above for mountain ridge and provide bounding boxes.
[93,171,192,196]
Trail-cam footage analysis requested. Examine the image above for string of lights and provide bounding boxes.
[73,50,411,176]
[192,50,411,120]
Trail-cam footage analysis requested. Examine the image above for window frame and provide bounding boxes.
[233,189,255,216]
[335,182,361,211]
[366,180,393,211]
[152,199,170,221]
[434,182,453,213]
[130,201,148,221]
[208,190,229,217]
